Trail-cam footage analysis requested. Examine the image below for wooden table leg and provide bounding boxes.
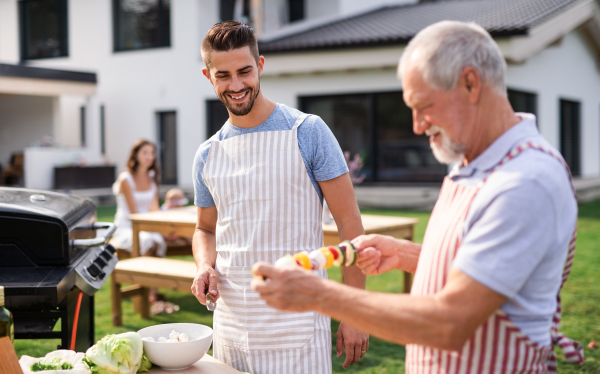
[110,273,123,326]
[403,228,415,293]
[403,272,413,294]
[131,221,140,258]
[140,287,150,319]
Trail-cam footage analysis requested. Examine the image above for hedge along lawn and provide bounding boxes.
[14,202,600,373]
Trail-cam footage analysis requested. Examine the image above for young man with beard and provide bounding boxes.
[190,21,368,373]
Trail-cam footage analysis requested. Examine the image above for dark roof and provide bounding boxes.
[0,63,97,83]
[258,0,580,53]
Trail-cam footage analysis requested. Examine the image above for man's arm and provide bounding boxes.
[318,173,368,368]
[251,265,506,351]
[318,173,365,288]
[191,206,219,305]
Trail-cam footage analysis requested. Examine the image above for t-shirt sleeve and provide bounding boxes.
[300,115,349,181]
[453,180,557,298]
[192,141,215,207]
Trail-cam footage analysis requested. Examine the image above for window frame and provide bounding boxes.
[299,90,447,185]
[112,0,172,53]
[559,98,581,177]
[19,0,69,61]
[507,88,538,118]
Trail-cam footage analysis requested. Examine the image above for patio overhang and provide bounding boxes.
[0,63,97,97]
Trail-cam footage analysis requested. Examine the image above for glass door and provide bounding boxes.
[158,111,177,185]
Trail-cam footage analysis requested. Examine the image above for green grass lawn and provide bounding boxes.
[14,202,600,373]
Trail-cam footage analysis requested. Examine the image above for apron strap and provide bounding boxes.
[481,141,584,371]
[292,113,310,129]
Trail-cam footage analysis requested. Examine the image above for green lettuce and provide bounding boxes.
[30,356,74,371]
[137,355,152,373]
[84,332,151,374]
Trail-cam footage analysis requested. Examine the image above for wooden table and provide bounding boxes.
[148,354,247,373]
[128,206,417,289]
[129,206,418,286]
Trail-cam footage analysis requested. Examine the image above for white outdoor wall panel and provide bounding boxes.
[506,29,600,178]
[0,0,19,64]
[0,95,54,165]
[57,95,87,147]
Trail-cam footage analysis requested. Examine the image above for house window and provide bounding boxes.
[560,99,581,177]
[301,92,446,183]
[219,0,250,23]
[508,89,537,117]
[19,0,68,60]
[289,0,304,22]
[113,0,171,52]
[158,111,178,185]
[206,100,230,138]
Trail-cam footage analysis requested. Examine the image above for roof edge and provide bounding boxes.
[259,29,528,55]
[0,63,97,84]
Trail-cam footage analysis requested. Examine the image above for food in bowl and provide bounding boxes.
[137,323,213,370]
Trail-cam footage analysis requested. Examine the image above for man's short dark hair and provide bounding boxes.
[201,21,259,68]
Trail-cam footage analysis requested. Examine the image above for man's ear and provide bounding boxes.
[258,55,265,77]
[461,66,482,104]
[202,68,212,83]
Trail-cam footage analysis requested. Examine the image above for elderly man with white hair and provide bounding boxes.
[251,20,584,373]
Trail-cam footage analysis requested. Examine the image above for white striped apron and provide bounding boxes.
[406,142,584,373]
[203,113,332,374]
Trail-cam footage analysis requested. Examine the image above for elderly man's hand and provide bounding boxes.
[352,234,406,275]
[250,262,325,312]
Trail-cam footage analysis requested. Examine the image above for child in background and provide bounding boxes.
[161,188,192,244]
[161,188,189,210]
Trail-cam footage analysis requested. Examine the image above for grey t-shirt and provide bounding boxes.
[193,103,349,208]
[452,113,577,345]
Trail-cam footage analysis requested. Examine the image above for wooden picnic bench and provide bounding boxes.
[111,257,196,326]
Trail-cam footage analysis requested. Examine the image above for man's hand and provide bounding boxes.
[191,264,219,305]
[336,322,369,369]
[250,262,325,312]
[352,234,405,275]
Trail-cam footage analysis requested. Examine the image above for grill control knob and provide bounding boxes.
[99,249,112,262]
[98,272,106,280]
[87,264,102,278]
[94,256,107,268]
[105,244,117,254]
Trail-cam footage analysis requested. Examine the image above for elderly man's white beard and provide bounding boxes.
[426,126,466,164]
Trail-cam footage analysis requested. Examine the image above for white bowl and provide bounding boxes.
[137,323,213,370]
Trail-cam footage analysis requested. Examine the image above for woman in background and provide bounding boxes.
[111,139,167,303]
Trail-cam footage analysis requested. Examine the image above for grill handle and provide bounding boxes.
[72,222,117,247]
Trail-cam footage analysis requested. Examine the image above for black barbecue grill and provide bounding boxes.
[0,187,118,351]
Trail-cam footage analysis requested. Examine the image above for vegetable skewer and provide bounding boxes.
[253,240,359,279]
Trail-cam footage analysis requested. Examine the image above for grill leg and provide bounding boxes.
[111,273,123,326]
[89,296,95,347]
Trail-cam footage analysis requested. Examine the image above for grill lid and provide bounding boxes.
[0,188,95,227]
[0,188,97,266]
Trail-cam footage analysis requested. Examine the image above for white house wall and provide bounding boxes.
[505,29,600,178]
[0,95,55,166]
[0,0,19,64]
[12,0,220,188]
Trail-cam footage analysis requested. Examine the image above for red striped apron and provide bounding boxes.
[406,142,584,374]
